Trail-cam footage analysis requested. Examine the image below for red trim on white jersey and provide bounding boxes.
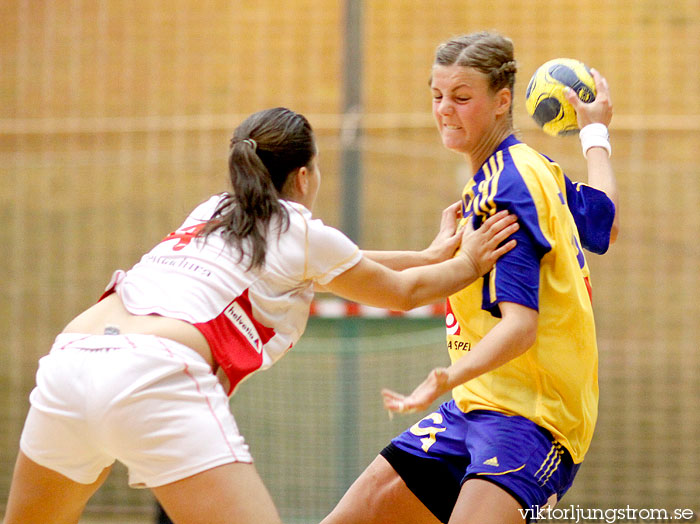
[100,195,362,397]
[194,289,276,395]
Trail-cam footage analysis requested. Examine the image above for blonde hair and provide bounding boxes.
[434,31,517,95]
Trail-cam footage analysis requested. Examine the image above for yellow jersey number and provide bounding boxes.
[410,413,447,453]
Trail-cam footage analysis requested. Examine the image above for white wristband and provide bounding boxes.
[579,123,611,157]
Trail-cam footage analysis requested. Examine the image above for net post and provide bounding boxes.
[337,0,364,499]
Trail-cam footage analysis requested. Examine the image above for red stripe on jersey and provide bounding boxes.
[584,276,593,303]
[195,289,276,395]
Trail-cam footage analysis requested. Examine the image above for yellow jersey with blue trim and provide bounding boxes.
[447,134,615,464]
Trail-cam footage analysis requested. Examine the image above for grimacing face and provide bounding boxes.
[430,64,505,155]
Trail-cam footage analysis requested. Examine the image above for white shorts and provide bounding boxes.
[20,333,253,488]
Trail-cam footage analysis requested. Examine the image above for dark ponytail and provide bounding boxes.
[201,107,315,269]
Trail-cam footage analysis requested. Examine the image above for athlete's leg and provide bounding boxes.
[448,478,524,524]
[3,451,112,524]
[321,455,441,524]
[152,462,282,524]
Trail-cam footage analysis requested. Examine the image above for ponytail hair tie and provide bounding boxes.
[243,138,258,151]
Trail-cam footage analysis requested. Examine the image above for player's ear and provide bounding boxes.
[280,167,304,200]
[293,167,309,196]
[494,87,511,116]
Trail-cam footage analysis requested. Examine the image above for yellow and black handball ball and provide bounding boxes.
[525,58,596,137]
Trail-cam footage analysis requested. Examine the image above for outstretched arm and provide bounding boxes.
[566,69,619,243]
[322,211,518,311]
[362,201,463,270]
[382,302,537,413]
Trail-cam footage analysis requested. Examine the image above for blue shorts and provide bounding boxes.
[381,402,580,523]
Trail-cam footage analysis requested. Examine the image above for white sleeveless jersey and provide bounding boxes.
[103,195,361,395]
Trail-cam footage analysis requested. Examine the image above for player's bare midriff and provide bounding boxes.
[62,293,215,370]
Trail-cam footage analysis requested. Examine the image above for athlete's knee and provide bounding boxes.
[321,456,395,524]
[324,455,438,524]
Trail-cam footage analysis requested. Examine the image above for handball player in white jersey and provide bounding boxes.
[3,107,519,524]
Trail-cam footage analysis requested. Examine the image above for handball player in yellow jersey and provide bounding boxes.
[322,31,618,524]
